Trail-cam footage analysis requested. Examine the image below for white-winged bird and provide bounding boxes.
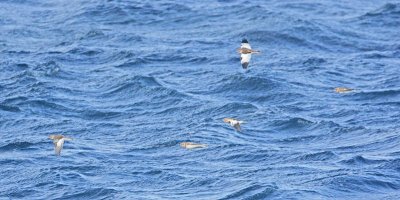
[223,118,245,132]
[49,135,72,156]
[237,39,260,69]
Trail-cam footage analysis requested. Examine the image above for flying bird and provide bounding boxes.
[49,135,72,155]
[223,118,244,131]
[334,87,354,93]
[180,142,207,149]
[237,39,260,69]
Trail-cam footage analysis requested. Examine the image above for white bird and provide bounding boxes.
[334,87,355,93]
[180,142,207,149]
[49,135,72,155]
[223,118,245,131]
[237,39,260,69]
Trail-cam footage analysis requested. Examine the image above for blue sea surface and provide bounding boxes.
[1,0,400,199]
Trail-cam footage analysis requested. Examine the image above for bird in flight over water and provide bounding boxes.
[180,142,207,149]
[334,87,355,93]
[223,118,245,132]
[237,39,260,69]
[49,135,72,156]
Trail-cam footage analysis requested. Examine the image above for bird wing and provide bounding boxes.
[241,53,251,69]
[55,138,65,155]
[233,123,241,132]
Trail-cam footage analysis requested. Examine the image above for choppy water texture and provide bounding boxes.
[1,0,400,199]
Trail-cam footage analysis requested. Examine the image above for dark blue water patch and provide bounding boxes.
[219,184,277,200]
[359,51,395,59]
[67,47,104,57]
[252,92,307,105]
[243,30,325,51]
[339,155,385,166]
[356,3,400,27]
[17,99,75,117]
[113,58,148,68]
[53,188,117,200]
[0,141,36,152]
[350,89,400,101]
[271,117,315,131]
[276,135,321,144]
[328,175,400,193]
[296,151,339,162]
[143,52,210,65]
[29,61,63,77]
[212,74,277,94]
[79,109,122,120]
[378,158,400,172]
[7,189,37,199]
[210,149,276,163]
[302,57,327,67]
[193,102,259,118]
[332,134,400,154]
[101,75,162,97]
[0,103,21,112]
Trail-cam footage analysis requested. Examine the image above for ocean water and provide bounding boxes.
[1,0,400,199]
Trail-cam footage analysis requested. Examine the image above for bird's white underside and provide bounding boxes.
[55,138,65,155]
[241,43,251,49]
[241,53,251,64]
[240,42,252,64]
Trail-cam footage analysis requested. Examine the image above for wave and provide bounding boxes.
[193,102,258,118]
[354,3,400,26]
[219,184,277,200]
[17,99,74,115]
[297,151,338,162]
[102,75,162,97]
[271,117,315,131]
[240,30,325,51]
[339,155,385,166]
[351,89,400,101]
[328,175,400,193]
[379,158,400,171]
[0,104,21,112]
[0,141,35,151]
[54,188,117,200]
[212,74,277,94]
[142,52,210,65]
